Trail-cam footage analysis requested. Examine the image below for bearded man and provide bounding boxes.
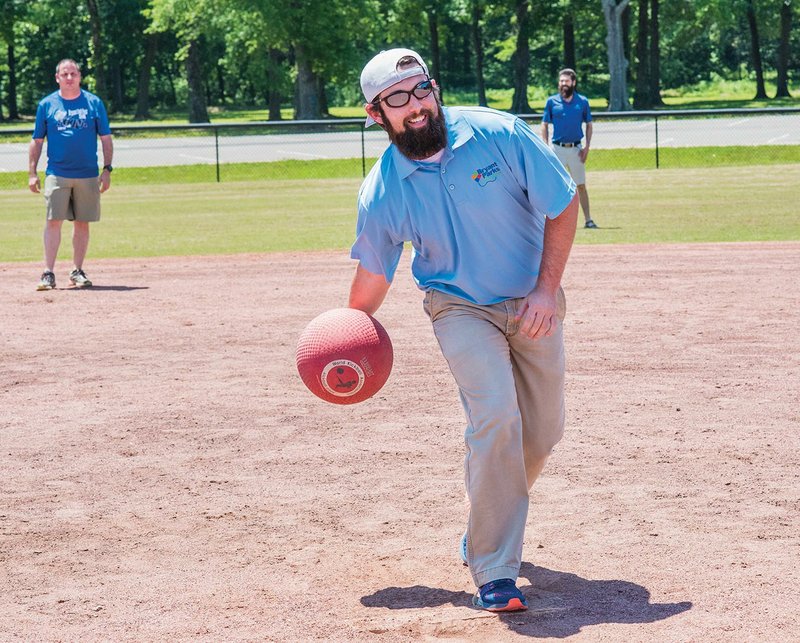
[347,48,579,613]
[541,68,596,228]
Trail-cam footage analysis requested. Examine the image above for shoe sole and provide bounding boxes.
[36,284,54,291]
[69,280,92,287]
[473,596,528,612]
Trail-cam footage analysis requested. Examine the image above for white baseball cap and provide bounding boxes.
[360,48,429,127]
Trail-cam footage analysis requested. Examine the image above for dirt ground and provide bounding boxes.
[1,242,799,642]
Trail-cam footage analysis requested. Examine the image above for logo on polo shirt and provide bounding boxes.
[471,161,501,187]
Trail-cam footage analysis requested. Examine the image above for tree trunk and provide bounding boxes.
[633,0,650,108]
[186,38,209,123]
[294,44,320,119]
[85,0,107,99]
[746,0,768,99]
[6,42,19,120]
[217,63,226,105]
[110,58,123,112]
[563,11,576,72]
[602,0,632,111]
[775,0,792,98]
[317,76,329,116]
[267,48,283,120]
[427,5,442,101]
[510,0,532,114]
[472,1,487,106]
[648,0,664,105]
[622,2,632,83]
[135,33,158,120]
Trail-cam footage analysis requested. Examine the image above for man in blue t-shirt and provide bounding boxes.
[29,58,114,291]
[541,68,597,229]
[348,49,578,613]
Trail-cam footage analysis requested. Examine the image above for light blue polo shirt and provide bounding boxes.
[542,93,592,144]
[32,89,111,178]
[351,106,576,305]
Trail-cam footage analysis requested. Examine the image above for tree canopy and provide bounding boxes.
[0,0,796,122]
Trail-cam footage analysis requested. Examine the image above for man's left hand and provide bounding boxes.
[579,146,590,163]
[515,288,557,341]
[99,170,111,193]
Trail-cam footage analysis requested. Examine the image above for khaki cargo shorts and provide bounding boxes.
[44,175,101,222]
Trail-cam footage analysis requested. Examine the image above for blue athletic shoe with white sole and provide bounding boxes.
[473,578,528,612]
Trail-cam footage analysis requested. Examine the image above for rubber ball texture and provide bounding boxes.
[296,308,393,404]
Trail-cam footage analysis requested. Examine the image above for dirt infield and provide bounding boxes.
[1,242,798,641]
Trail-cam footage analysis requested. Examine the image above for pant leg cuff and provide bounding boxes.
[473,565,520,587]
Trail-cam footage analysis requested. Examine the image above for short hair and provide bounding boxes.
[396,55,425,73]
[56,59,81,74]
[558,68,577,82]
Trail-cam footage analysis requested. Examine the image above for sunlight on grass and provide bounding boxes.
[2,164,798,263]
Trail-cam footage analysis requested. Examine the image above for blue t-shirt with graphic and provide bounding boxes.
[351,106,576,305]
[542,93,592,144]
[32,89,111,178]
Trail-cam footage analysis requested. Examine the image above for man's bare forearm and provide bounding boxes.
[537,193,578,294]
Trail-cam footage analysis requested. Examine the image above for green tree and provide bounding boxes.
[510,0,532,113]
[746,0,768,98]
[0,0,25,119]
[147,0,215,122]
[775,0,793,97]
[245,0,378,119]
[602,0,632,110]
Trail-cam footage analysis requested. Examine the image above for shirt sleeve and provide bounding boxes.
[350,194,404,283]
[511,117,576,220]
[95,97,111,136]
[583,97,592,123]
[542,98,553,124]
[32,102,47,139]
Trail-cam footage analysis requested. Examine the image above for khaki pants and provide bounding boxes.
[552,144,587,185]
[423,289,566,587]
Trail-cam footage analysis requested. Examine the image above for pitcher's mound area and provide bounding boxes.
[1,242,798,640]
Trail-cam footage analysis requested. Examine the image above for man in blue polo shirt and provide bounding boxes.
[541,68,596,229]
[348,49,578,613]
[29,58,113,290]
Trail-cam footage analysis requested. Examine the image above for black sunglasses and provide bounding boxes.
[373,79,434,109]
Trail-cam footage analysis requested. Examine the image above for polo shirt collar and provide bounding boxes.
[391,106,475,179]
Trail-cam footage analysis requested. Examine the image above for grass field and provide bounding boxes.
[1,144,798,192]
[1,163,798,263]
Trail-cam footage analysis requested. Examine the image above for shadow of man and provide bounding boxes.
[361,561,691,637]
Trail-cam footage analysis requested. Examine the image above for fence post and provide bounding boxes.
[654,115,660,169]
[361,126,366,178]
[214,127,220,182]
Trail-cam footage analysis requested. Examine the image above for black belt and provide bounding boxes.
[554,141,581,147]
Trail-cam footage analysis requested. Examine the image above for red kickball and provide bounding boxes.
[296,308,393,405]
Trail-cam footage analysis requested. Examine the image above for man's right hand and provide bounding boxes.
[28,175,41,193]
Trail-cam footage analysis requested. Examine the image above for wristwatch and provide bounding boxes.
[103,164,113,173]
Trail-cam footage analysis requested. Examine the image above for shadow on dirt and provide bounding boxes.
[66,285,150,292]
[361,561,692,637]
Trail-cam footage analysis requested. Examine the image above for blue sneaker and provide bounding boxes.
[472,579,528,612]
[459,532,468,566]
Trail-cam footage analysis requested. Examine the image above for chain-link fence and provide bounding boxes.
[1,107,798,184]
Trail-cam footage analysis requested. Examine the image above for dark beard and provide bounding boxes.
[381,105,448,160]
[560,86,575,99]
